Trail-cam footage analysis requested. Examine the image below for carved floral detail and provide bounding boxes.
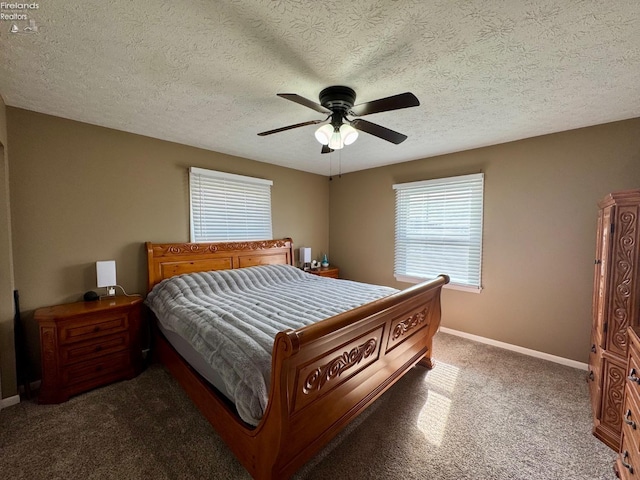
[303,338,377,394]
[392,307,429,341]
[158,238,291,255]
[603,363,625,428]
[611,210,636,354]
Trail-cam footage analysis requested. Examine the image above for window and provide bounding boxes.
[189,167,273,242]
[393,173,484,292]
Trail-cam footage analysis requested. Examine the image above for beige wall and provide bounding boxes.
[329,118,640,362]
[4,106,639,394]
[0,96,17,399]
[6,107,329,380]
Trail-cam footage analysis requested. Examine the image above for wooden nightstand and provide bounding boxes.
[35,296,143,404]
[308,266,339,279]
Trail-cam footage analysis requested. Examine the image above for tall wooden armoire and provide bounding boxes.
[589,190,640,450]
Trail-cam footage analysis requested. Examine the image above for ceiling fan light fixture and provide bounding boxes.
[340,123,358,145]
[314,124,333,145]
[328,129,344,150]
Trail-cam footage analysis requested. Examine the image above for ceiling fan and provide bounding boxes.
[257,86,420,153]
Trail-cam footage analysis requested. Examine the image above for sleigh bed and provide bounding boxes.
[145,238,448,480]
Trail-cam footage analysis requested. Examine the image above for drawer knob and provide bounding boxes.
[93,326,100,333]
[95,365,103,372]
[588,371,594,381]
[622,451,634,473]
[95,345,102,352]
[591,344,596,353]
[629,368,640,384]
[625,409,637,429]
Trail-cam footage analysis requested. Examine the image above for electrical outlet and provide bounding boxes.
[107,286,116,296]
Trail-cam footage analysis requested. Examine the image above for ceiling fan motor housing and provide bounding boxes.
[319,86,356,112]
[320,86,356,128]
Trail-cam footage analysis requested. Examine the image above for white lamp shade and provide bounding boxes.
[328,130,344,150]
[340,124,359,145]
[300,247,311,263]
[314,124,333,145]
[96,260,116,287]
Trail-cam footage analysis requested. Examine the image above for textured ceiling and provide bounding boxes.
[1,0,639,175]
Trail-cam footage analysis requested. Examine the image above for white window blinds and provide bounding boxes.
[393,173,484,291]
[189,167,273,242]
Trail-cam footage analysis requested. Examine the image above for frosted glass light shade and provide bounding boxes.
[96,260,116,287]
[328,130,344,150]
[340,124,359,145]
[314,124,333,145]
[316,123,357,149]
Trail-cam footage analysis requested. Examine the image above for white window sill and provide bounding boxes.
[394,274,482,293]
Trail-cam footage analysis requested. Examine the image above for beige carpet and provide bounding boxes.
[0,332,617,479]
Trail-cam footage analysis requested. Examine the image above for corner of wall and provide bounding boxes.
[0,95,18,400]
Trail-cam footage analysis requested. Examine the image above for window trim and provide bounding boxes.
[395,274,483,293]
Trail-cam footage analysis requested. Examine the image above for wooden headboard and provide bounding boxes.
[145,238,294,292]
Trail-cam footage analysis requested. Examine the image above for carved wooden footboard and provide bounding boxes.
[146,239,448,479]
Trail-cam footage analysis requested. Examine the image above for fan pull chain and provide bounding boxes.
[329,149,333,181]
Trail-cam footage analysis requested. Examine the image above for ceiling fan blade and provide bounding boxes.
[258,120,323,136]
[321,145,334,154]
[351,119,408,144]
[349,92,419,117]
[277,93,330,114]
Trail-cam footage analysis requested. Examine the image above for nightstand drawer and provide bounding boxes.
[59,312,129,344]
[62,351,130,387]
[60,332,129,365]
[308,266,339,278]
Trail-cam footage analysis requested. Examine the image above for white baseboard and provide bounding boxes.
[0,380,41,410]
[0,334,588,409]
[438,327,588,371]
[0,394,20,409]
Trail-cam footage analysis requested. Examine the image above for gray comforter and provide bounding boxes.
[145,264,397,426]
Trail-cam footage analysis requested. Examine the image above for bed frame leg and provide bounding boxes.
[417,356,434,369]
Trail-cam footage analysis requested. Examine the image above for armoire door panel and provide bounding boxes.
[606,205,640,358]
[601,357,626,435]
[588,334,602,418]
